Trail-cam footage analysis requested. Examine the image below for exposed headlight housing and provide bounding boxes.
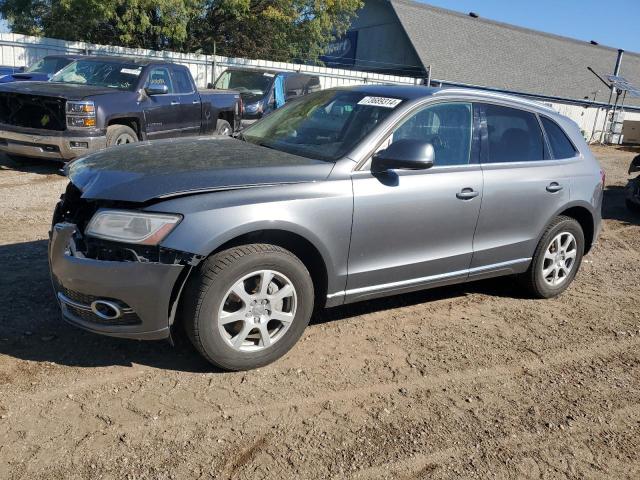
[66,100,96,129]
[86,210,182,245]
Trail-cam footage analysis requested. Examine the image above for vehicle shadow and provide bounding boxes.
[0,239,214,373]
[0,153,64,176]
[602,184,640,225]
[0,239,527,374]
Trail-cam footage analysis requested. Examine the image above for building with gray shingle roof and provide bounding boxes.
[345,0,640,108]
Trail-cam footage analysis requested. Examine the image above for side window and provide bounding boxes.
[390,102,473,166]
[540,116,578,159]
[145,67,174,94]
[172,68,194,94]
[483,104,545,163]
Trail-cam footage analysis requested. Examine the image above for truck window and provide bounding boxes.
[146,67,174,94]
[214,70,274,97]
[172,68,194,94]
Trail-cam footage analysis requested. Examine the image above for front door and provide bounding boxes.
[347,102,483,303]
[142,66,179,139]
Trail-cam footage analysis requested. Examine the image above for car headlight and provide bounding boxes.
[86,210,182,245]
[66,100,96,129]
[244,101,262,114]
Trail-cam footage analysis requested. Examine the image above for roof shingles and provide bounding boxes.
[389,0,640,105]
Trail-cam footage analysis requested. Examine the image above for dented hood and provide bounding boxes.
[67,137,334,202]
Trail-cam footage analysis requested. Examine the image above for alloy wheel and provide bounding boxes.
[217,270,297,352]
[541,232,577,287]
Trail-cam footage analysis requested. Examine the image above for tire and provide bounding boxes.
[626,198,640,213]
[106,124,138,147]
[182,244,314,371]
[215,119,232,136]
[6,154,28,165]
[520,215,584,299]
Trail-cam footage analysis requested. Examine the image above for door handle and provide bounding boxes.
[546,182,563,193]
[170,101,180,105]
[456,188,479,200]
[192,101,200,104]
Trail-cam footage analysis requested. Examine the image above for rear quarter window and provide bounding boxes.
[541,116,578,159]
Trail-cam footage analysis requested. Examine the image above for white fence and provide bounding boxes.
[0,32,422,90]
[1,32,639,143]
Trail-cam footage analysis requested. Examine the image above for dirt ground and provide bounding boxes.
[0,145,639,480]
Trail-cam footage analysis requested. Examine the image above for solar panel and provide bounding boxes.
[606,75,640,98]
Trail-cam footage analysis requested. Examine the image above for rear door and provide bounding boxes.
[347,101,483,302]
[142,66,179,138]
[171,65,201,136]
[471,103,572,274]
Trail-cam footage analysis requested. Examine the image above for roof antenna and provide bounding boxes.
[469,12,479,18]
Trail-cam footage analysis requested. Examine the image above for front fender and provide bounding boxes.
[146,181,353,297]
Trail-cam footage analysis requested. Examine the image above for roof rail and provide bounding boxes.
[433,88,558,113]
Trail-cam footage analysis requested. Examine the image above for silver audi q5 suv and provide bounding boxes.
[50,85,604,370]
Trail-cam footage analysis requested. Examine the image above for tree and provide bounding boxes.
[0,0,363,62]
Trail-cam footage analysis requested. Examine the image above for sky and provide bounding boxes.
[420,0,640,53]
[1,2,639,53]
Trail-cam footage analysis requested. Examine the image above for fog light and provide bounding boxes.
[70,141,89,149]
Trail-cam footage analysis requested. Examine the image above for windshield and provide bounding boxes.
[215,70,274,96]
[50,60,143,90]
[25,57,65,74]
[243,90,403,161]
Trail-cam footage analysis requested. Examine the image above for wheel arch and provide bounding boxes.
[557,204,595,254]
[107,116,142,140]
[210,229,329,309]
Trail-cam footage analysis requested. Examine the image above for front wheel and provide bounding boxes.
[520,216,584,298]
[215,119,232,136]
[106,124,138,147]
[182,244,314,371]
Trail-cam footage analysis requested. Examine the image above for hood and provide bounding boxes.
[0,81,117,100]
[67,137,335,203]
[0,73,50,83]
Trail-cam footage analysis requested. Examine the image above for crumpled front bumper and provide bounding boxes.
[49,223,185,340]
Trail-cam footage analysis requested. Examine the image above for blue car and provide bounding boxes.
[0,65,25,76]
[0,55,83,83]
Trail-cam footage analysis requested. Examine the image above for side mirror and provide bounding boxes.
[371,139,435,172]
[145,84,169,96]
[630,154,640,174]
[206,82,214,89]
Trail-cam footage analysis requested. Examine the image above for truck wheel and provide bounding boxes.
[106,125,138,147]
[626,198,640,213]
[182,244,314,371]
[215,119,232,136]
[520,216,584,299]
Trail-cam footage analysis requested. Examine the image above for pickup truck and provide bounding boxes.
[0,56,242,162]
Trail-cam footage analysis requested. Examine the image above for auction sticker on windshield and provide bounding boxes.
[357,96,402,108]
[121,68,142,76]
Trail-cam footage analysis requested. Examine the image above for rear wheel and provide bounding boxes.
[106,124,138,147]
[182,244,314,371]
[520,216,584,298]
[216,119,232,136]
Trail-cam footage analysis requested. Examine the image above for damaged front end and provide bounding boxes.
[49,183,202,340]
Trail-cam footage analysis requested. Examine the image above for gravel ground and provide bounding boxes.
[0,146,639,479]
